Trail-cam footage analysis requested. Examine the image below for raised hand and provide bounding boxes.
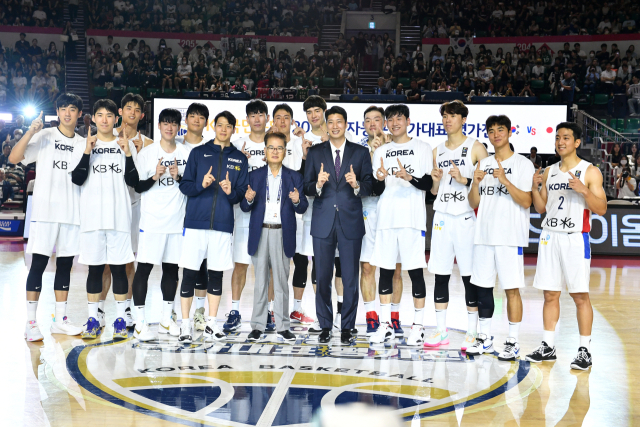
[431,158,444,182]
[29,111,44,134]
[448,162,466,184]
[532,167,543,191]
[117,127,131,156]
[245,184,256,202]
[85,125,97,154]
[154,157,166,180]
[289,187,300,203]
[132,131,143,153]
[493,159,509,185]
[473,160,486,184]
[317,162,330,188]
[220,171,232,195]
[376,157,388,181]
[241,141,251,159]
[202,166,215,188]
[568,171,587,195]
[168,160,179,180]
[345,164,359,188]
[301,138,312,159]
[292,123,305,137]
[394,158,411,181]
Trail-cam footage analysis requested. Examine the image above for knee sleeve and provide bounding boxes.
[434,274,450,303]
[408,268,426,298]
[161,263,179,301]
[26,253,49,292]
[110,264,128,295]
[180,268,199,298]
[378,268,394,295]
[476,285,495,319]
[334,257,341,278]
[87,264,105,294]
[207,270,223,296]
[311,256,316,285]
[292,253,309,288]
[195,259,207,290]
[462,276,478,308]
[54,256,74,291]
[132,262,154,306]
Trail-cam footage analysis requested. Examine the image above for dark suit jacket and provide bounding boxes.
[240,165,308,259]
[303,140,373,240]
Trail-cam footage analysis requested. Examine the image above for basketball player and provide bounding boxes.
[466,115,535,360]
[427,100,488,349]
[10,94,85,341]
[369,104,433,346]
[525,122,606,370]
[358,106,404,336]
[71,99,139,340]
[132,108,188,341]
[178,111,249,343]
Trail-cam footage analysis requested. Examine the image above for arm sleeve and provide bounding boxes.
[408,173,434,191]
[135,176,156,193]
[372,178,386,195]
[124,156,139,187]
[71,153,90,186]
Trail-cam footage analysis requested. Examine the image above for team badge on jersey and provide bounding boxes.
[575,170,582,178]
[461,147,468,157]
[363,210,368,220]
[540,234,551,245]
[434,220,444,231]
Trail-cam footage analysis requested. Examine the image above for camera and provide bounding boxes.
[622,171,630,179]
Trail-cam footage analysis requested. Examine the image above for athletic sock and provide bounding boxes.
[380,303,391,324]
[508,321,521,341]
[135,306,145,324]
[337,295,343,314]
[478,317,492,337]
[88,301,99,319]
[268,300,274,311]
[467,311,478,335]
[435,308,447,331]
[543,330,555,348]
[125,298,131,310]
[98,300,105,312]
[413,308,424,326]
[115,300,127,319]
[162,301,173,325]
[27,301,38,322]
[363,300,375,313]
[55,301,67,321]
[391,302,400,314]
[293,299,302,312]
[579,335,591,351]
[231,300,240,311]
[195,296,205,310]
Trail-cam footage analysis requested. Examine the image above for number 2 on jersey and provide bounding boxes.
[558,196,564,210]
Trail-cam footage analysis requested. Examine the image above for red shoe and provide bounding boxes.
[366,311,380,336]
[391,311,404,334]
[290,309,315,324]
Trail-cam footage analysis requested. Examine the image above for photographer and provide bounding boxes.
[616,165,638,198]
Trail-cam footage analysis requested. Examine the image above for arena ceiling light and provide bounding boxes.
[0,113,12,121]
[23,105,37,118]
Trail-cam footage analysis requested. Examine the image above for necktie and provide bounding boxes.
[334,149,341,178]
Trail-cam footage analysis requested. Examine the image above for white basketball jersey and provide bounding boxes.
[357,136,378,210]
[543,159,592,233]
[433,137,476,215]
[232,136,266,228]
[113,128,150,205]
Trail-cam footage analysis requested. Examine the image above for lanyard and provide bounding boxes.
[266,173,283,203]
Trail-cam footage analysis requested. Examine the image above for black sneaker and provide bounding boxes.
[277,330,296,342]
[340,330,356,346]
[570,347,592,370]
[525,341,557,363]
[318,328,332,343]
[247,329,262,342]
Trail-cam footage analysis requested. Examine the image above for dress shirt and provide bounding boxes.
[264,166,283,224]
[316,138,360,196]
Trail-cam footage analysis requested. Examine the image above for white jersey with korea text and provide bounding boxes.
[373,138,433,230]
[113,128,151,205]
[77,137,137,233]
[283,137,303,171]
[543,159,592,233]
[21,127,85,224]
[358,136,378,210]
[474,153,535,246]
[433,137,476,215]
[232,136,267,228]
[137,142,189,234]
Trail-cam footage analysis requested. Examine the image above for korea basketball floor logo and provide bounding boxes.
[65,325,542,426]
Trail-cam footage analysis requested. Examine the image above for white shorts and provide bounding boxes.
[370,228,427,270]
[360,206,377,263]
[26,221,80,257]
[78,230,135,265]
[179,228,233,272]
[471,245,525,290]
[232,225,252,265]
[130,202,141,253]
[428,211,475,276]
[533,230,591,293]
[136,231,183,265]
[295,215,304,253]
[299,221,314,256]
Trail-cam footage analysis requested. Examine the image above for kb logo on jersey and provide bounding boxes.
[540,234,551,245]
[434,220,444,231]
[53,160,68,170]
[93,163,122,173]
[227,165,241,171]
[158,177,177,186]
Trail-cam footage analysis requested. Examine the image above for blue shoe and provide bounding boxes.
[366,311,380,336]
[391,312,403,335]
[223,310,242,332]
[113,317,128,340]
[82,317,102,340]
[266,310,276,332]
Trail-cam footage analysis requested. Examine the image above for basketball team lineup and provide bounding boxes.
[7,93,635,426]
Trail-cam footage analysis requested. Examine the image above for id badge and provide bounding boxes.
[265,203,280,222]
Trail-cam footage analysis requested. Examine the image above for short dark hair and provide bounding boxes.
[439,100,469,118]
[273,103,293,118]
[363,106,385,119]
[303,95,326,112]
[556,122,582,140]
[264,131,287,146]
[55,93,83,112]
[121,93,145,110]
[186,102,209,120]
[246,99,269,116]
[325,106,347,122]
[158,108,182,124]
[384,104,410,120]
[485,115,511,131]
[214,110,236,127]
[531,146,538,152]
[93,99,118,116]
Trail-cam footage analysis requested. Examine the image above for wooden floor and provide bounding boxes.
[0,239,638,426]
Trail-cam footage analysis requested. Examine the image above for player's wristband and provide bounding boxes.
[176,174,182,183]
[465,178,472,187]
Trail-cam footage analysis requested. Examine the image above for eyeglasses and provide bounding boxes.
[266,146,285,152]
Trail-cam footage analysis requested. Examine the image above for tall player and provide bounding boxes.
[132,108,187,340]
[427,100,488,349]
[369,104,433,345]
[526,122,606,370]
[71,99,139,340]
[466,115,535,360]
[10,94,85,341]
[358,106,404,336]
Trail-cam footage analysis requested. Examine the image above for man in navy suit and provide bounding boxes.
[241,132,308,342]
[303,106,373,345]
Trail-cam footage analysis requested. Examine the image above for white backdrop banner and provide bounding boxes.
[152,99,567,154]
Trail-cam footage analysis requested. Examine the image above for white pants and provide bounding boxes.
[78,230,135,265]
[26,221,80,257]
[471,245,525,290]
[533,230,591,293]
[428,211,475,276]
[370,228,427,270]
[136,231,183,265]
[179,228,233,271]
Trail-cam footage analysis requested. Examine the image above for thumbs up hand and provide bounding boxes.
[345,164,359,188]
[220,171,232,195]
[289,187,300,203]
[202,166,215,188]
[245,184,256,202]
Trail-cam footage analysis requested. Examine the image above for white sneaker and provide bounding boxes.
[369,322,394,344]
[50,315,83,336]
[466,333,494,355]
[424,329,450,347]
[308,321,322,334]
[193,307,206,331]
[134,320,157,341]
[125,308,134,328]
[497,337,520,361]
[406,324,425,346]
[333,313,341,332]
[25,320,44,342]
[461,332,477,351]
[158,317,180,336]
[97,308,105,328]
[178,320,192,344]
[203,318,226,342]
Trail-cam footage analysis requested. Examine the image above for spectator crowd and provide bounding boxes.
[0,0,64,27]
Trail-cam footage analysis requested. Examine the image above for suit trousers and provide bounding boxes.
[251,227,291,332]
